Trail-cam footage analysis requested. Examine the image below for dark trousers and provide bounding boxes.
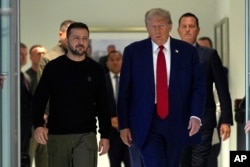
[21,153,30,167]
[207,143,221,167]
[129,144,145,167]
[21,131,31,167]
[181,129,213,167]
[139,113,183,167]
[207,126,221,167]
[108,129,130,167]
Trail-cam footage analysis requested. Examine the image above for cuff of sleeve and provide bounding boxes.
[190,116,202,126]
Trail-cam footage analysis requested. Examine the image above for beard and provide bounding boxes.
[68,44,87,57]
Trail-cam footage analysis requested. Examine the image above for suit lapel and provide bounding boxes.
[169,38,180,89]
[144,39,156,97]
[135,39,155,96]
[195,44,206,64]
[106,74,115,101]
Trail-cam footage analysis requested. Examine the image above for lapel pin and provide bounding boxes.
[175,49,179,53]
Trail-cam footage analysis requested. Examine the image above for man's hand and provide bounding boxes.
[0,75,5,89]
[220,123,231,141]
[34,127,48,144]
[188,117,201,136]
[111,117,119,129]
[98,139,110,156]
[120,128,132,147]
[245,120,250,134]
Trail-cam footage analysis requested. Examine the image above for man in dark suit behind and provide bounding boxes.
[198,36,225,167]
[106,50,130,167]
[99,44,116,73]
[20,42,33,166]
[117,8,206,167]
[178,13,233,167]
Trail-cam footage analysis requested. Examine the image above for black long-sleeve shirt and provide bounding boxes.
[32,55,111,139]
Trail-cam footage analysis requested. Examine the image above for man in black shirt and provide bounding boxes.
[32,22,111,167]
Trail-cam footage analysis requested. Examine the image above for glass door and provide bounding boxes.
[1,0,19,166]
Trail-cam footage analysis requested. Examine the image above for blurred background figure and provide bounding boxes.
[38,19,74,78]
[20,42,33,167]
[26,44,46,94]
[26,44,48,167]
[198,36,222,167]
[106,50,130,167]
[197,36,213,48]
[245,119,250,133]
[0,74,5,89]
[99,44,116,73]
[87,44,93,59]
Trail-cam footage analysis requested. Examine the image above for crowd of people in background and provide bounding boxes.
[0,7,248,167]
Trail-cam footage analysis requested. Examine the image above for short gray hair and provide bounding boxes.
[145,8,172,25]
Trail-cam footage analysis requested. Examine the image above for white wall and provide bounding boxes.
[20,0,216,55]
[20,0,246,167]
[215,1,245,167]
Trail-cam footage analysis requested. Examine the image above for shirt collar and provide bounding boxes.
[152,36,170,53]
[109,71,120,78]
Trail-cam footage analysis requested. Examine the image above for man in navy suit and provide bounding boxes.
[177,13,233,167]
[117,8,206,167]
[106,50,130,167]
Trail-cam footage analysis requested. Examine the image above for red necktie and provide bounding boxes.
[156,45,169,119]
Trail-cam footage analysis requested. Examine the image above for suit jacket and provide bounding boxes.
[196,44,233,129]
[20,72,32,152]
[26,67,38,95]
[117,38,206,148]
[106,73,117,118]
[99,55,109,73]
